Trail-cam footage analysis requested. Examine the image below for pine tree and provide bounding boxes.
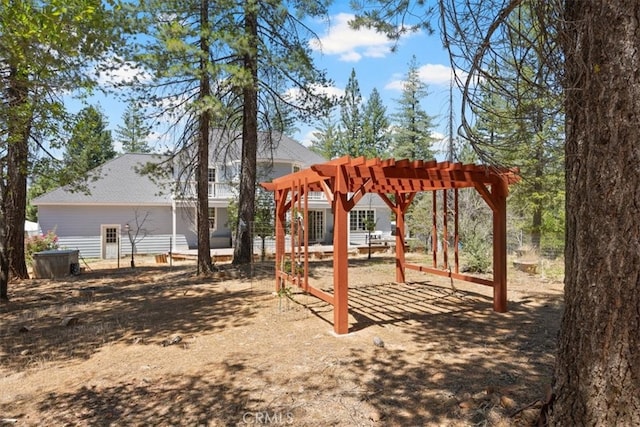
[309,116,340,160]
[391,55,437,160]
[0,0,122,295]
[64,106,117,175]
[362,88,390,158]
[472,7,564,252]
[116,101,152,153]
[338,68,364,157]
[127,0,333,268]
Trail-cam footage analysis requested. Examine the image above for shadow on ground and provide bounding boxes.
[34,359,256,426]
[1,257,562,426]
[299,279,562,425]
[0,265,264,371]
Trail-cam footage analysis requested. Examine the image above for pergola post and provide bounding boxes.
[432,191,438,268]
[394,193,415,283]
[274,188,288,291]
[395,201,406,283]
[332,164,351,334]
[492,182,508,312]
[333,191,349,334]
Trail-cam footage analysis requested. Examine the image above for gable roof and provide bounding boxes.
[208,129,326,167]
[33,153,171,206]
[33,132,323,206]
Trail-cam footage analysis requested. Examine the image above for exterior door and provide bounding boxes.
[307,210,324,243]
[101,225,120,259]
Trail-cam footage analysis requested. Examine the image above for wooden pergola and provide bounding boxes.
[261,155,520,335]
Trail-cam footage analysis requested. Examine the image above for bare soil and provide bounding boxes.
[0,252,563,426]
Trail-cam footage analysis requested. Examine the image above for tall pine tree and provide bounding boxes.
[127,0,333,268]
[338,68,364,157]
[116,101,152,153]
[362,87,390,158]
[391,55,437,160]
[64,106,117,178]
[310,116,340,160]
[0,0,122,298]
[472,5,564,252]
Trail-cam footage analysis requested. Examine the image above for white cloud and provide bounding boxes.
[384,74,406,91]
[385,63,467,89]
[418,63,456,85]
[299,129,316,147]
[283,83,344,108]
[95,57,152,87]
[310,13,408,62]
[308,84,344,99]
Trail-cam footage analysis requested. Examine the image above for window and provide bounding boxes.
[208,207,216,230]
[350,210,375,231]
[292,164,301,173]
[105,227,118,243]
[208,168,217,197]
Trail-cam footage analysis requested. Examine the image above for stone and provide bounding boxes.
[369,410,384,422]
[500,395,516,409]
[373,336,385,348]
[161,335,182,347]
[458,400,475,410]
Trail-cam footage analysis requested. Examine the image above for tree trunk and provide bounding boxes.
[6,65,30,280]
[233,0,258,265]
[196,0,213,275]
[551,2,640,424]
[0,185,9,301]
[6,123,30,280]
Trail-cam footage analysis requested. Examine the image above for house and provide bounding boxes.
[33,131,392,259]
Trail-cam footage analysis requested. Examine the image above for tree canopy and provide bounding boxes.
[115,101,152,153]
[353,0,639,424]
[390,55,437,160]
[0,0,123,298]
[125,0,334,268]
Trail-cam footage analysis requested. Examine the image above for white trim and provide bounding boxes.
[172,198,177,252]
[208,207,217,231]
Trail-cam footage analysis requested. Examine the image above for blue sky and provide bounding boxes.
[300,9,458,152]
[72,4,458,156]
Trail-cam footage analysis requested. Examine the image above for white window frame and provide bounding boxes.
[208,207,217,231]
[349,210,375,232]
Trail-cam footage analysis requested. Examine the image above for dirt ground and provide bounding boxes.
[0,252,564,426]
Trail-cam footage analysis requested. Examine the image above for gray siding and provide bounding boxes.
[175,205,197,248]
[211,207,232,248]
[58,234,189,260]
[173,205,233,249]
[58,236,101,259]
[39,205,173,237]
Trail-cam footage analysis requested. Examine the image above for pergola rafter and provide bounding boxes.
[262,155,520,335]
